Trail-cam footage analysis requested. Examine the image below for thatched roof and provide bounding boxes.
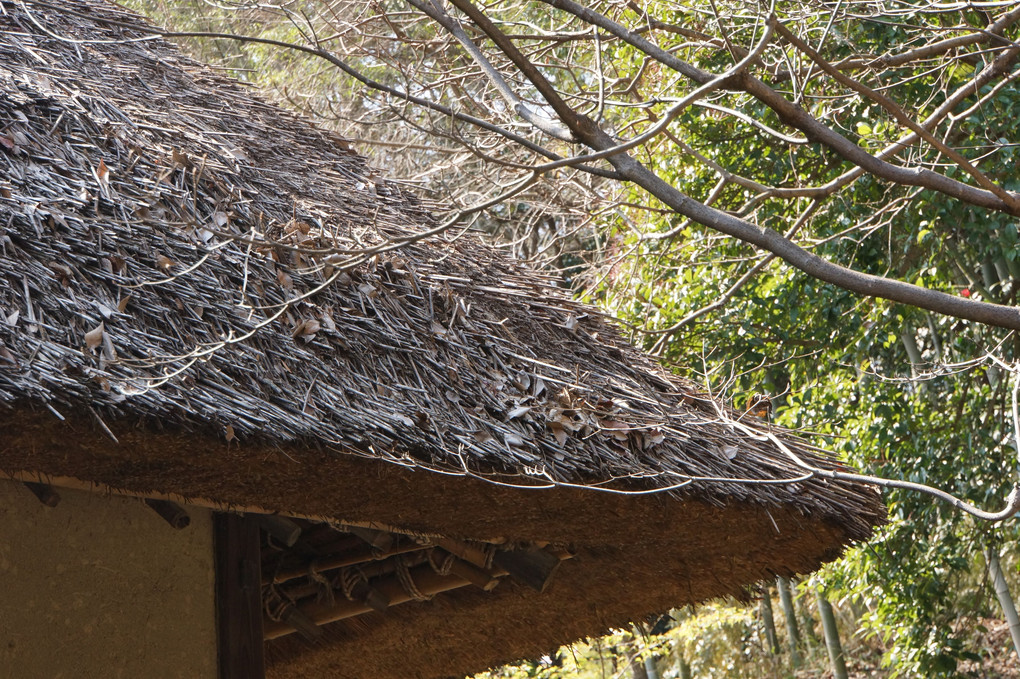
[0,1,884,677]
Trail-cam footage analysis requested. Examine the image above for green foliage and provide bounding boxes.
[125,0,1020,674]
[472,609,787,679]
[671,604,772,679]
[585,2,1020,675]
[472,632,647,679]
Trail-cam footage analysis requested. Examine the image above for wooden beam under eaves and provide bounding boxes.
[22,481,60,507]
[493,547,562,593]
[215,513,266,679]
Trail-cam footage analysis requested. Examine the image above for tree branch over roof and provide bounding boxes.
[42,0,1018,330]
[541,0,1020,214]
[399,0,1020,330]
[58,0,1020,331]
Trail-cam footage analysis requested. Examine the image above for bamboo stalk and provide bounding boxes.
[267,540,432,585]
[347,525,394,551]
[776,576,802,668]
[435,537,492,568]
[987,548,1020,660]
[364,551,431,577]
[447,556,502,591]
[494,547,561,592]
[282,576,391,612]
[359,583,391,612]
[797,586,820,650]
[279,602,324,643]
[546,545,575,561]
[760,585,780,654]
[264,563,471,640]
[815,590,848,679]
[676,654,692,679]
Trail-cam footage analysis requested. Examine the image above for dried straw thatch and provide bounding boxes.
[0,1,884,677]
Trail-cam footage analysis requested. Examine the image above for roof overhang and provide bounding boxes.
[2,405,856,679]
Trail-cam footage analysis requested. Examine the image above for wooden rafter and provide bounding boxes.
[260,520,575,641]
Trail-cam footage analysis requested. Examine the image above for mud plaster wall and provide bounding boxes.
[0,481,217,679]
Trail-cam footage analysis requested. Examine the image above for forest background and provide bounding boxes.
[122,0,1020,675]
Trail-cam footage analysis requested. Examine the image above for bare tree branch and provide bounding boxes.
[541,0,1020,214]
[405,0,577,141]
[774,20,1020,211]
[56,0,1020,330]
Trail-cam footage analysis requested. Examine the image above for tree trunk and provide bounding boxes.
[816,590,849,679]
[760,586,780,654]
[776,576,802,668]
[987,547,1020,660]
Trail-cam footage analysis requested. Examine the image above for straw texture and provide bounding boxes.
[0,3,890,676]
[0,0,883,539]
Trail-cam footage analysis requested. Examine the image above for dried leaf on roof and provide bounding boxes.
[0,0,883,543]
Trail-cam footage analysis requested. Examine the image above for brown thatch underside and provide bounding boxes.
[2,406,850,679]
[265,509,842,679]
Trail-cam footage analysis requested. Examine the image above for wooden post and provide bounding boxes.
[216,513,265,679]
